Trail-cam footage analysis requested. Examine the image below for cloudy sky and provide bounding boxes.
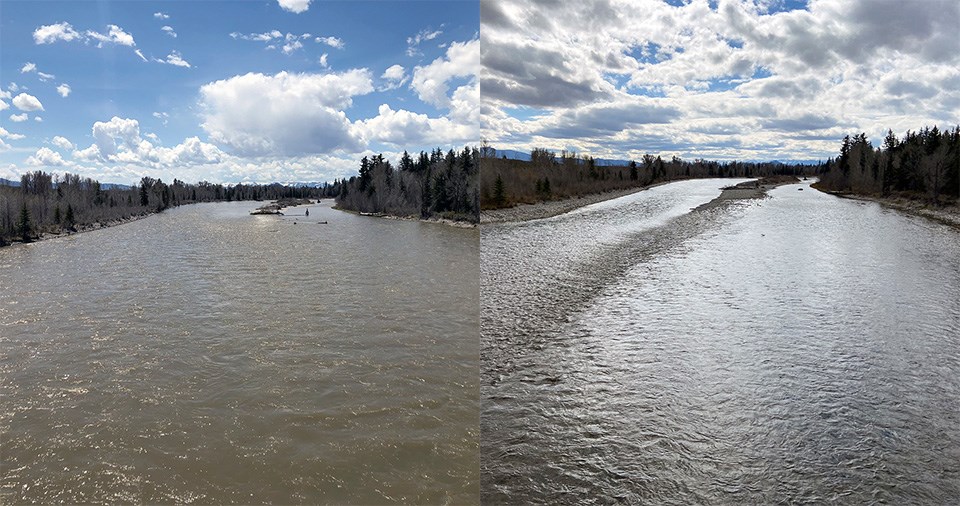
[0,0,478,184]
[482,0,959,163]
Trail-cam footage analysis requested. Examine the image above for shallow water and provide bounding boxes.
[0,200,479,504]
[481,179,960,503]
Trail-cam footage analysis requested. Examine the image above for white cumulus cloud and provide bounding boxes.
[10,113,28,122]
[154,12,170,19]
[12,93,44,112]
[20,62,37,73]
[411,39,480,114]
[380,64,408,90]
[199,70,375,156]
[282,37,303,55]
[74,116,224,168]
[356,104,477,147]
[57,84,71,97]
[33,22,82,44]
[161,26,177,38]
[51,136,74,150]
[316,36,344,49]
[87,24,135,47]
[26,147,68,166]
[155,51,191,68]
[277,0,310,13]
[92,116,142,157]
[0,127,26,140]
[35,21,137,51]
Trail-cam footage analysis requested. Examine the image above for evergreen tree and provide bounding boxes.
[17,204,31,242]
[432,173,449,212]
[493,174,506,207]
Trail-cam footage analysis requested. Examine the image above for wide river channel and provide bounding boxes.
[481,179,960,503]
[1,200,479,504]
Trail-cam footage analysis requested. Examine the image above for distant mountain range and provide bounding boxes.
[492,149,632,167]
[0,178,131,190]
[0,177,330,190]
[491,148,821,166]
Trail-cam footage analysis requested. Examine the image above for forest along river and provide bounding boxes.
[481,178,960,504]
[0,200,479,504]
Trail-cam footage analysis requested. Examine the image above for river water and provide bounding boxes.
[481,179,960,503]
[0,200,479,504]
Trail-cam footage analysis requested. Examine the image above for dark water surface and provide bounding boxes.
[1,200,479,504]
[481,179,960,503]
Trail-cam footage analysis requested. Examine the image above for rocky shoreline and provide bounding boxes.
[693,177,800,212]
[480,177,802,224]
[332,206,478,228]
[480,186,651,224]
[823,192,960,229]
[1,212,156,248]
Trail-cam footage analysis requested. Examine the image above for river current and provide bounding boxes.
[481,179,960,503]
[1,200,479,504]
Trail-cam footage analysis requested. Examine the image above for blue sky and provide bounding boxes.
[0,0,479,184]
[481,0,959,163]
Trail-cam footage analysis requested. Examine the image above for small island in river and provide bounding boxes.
[250,198,314,215]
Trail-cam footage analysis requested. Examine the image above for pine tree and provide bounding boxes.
[17,203,31,242]
[432,173,449,212]
[493,174,506,207]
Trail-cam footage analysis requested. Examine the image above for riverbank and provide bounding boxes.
[481,176,802,224]
[480,185,656,224]
[815,190,960,228]
[2,198,316,248]
[332,205,478,228]
[0,211,157,248]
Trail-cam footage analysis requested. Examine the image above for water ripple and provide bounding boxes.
[482,180,960,503]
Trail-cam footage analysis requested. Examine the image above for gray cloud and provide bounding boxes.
[883,77,938,100]
[480,1,515,31]
[537,100,682,139]
[738,76,822,100]
[481,37,611,107]
[482,0,956,162]
[761,114,839,132]
[844,0,959,63]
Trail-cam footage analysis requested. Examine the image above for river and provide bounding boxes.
[0,200,479,504]
[481,179,960,503]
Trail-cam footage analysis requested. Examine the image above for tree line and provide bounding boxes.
[0,171,325,246]
[480,145,818,209]
[333,147,480,222]
[814,125,960,205]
